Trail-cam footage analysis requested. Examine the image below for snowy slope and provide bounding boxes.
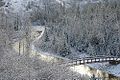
[88,63,120,77]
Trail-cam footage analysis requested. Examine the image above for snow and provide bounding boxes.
[87,62,120,77]
[56,0,64,6]
[4,0,120,78]
[32,26,45,42]
[70,65,92,76]
[4,0,33,13]
[66,48,89,59]
[32,26,120,77]
[68,49,120,77]
[3,0,104,14]
[106,64,120,76]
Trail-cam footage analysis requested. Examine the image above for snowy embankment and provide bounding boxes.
[87,62,120,77]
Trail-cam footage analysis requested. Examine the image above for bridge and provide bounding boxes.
[64,55,120,66]
[71,56,120,65]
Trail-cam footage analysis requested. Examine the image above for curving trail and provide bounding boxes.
[32,26,45,43]
[13,26,68,63]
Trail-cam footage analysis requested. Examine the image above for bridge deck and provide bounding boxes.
[70,56,120,65]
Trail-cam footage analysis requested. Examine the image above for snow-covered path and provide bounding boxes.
[12,26,69,63]
[32,26,45,43]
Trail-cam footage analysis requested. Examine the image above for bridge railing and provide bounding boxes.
[69,56,120,65]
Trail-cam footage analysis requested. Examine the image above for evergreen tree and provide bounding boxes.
[0,0,5,7]
[44,27,50,42]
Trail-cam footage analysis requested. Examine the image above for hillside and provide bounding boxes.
[26,0,120,58]
[0,0,120,79]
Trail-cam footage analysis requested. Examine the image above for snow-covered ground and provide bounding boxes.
[6,0,120,78]
[32,26,45,42]
[88,62,120,77]
[66,48,89,59]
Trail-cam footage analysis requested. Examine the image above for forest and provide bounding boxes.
[0,0,120,79]
[0,0,88,79]
[29,0,120,58]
